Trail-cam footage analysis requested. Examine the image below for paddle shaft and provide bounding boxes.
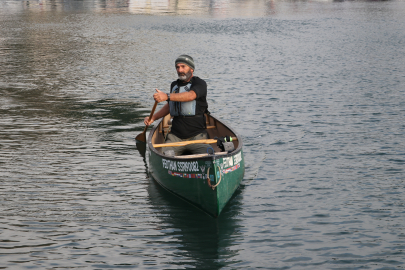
[135,101,158,142]
[147,101,158,127]
[153,137,237,148]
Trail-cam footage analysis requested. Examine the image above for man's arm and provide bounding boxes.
[144,87,198,126]
[154,89,196,103]
[144,103,169,126]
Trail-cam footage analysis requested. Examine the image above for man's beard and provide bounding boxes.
[178,71,192,81]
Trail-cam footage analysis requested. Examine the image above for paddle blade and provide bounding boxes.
[135,132,146,143]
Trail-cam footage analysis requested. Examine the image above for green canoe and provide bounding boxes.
[147,114,244,217]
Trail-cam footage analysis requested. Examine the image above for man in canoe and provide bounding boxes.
[144,55,210,156]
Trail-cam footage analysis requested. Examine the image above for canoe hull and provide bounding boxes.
[148,149,244,217]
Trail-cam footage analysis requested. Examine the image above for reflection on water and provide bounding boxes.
[5,0,397,18]
[146,178,244,269]
[2,0,276,17]
[4,0,379,17]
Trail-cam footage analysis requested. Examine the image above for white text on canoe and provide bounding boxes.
[162,159,199,172]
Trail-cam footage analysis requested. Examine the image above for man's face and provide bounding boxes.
[176,63,193,81]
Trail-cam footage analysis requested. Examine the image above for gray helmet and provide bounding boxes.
[175,55,195,70]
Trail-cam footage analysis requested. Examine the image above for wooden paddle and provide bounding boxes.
[135,101,158,143]
[153,137,237,148]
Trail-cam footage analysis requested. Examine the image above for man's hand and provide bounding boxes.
[153,89,168,103]
[144,116,154,126]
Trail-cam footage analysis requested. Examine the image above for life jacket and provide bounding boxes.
[169,82,197,116]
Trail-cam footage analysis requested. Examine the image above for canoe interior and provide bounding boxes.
[150,114,240,155]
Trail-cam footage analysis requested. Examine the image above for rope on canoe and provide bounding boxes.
[207,165,222,190]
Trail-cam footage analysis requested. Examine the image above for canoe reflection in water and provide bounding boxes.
[146,168,244,269]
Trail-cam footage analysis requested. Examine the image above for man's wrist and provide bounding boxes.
[167,93,170,101]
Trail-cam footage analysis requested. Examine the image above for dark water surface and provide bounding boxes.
[1,0,405,269]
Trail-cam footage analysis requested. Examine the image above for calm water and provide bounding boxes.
[1,0,405,269]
